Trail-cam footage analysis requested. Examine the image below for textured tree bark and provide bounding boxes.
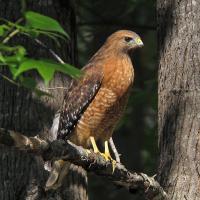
[157,0,200,199]
[0,0,88,199]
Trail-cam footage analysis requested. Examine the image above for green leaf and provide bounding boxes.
[15,46,26,62]
[14,59,81,85]
[14,59,54,85]
[6,20,35,33]
[20,76,37,89]
[19,76,52,97]
[0,44,26,55]
[17,46,26,56]
[3,56,23,63]
[0,24,9,36]
[0,44,15,52]
[0,53,6,63]
[25,11,69,38]
[8,64,18,75]
[57,63,82,78]
[0,45,26,64]
[0,26,4,36]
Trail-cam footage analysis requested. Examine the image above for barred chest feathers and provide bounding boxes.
[70,54,134,147]
[104,54,134,96]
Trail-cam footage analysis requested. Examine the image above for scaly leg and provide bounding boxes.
[104,140,112,160]
[104,140,117,172]
[90,136,100,153]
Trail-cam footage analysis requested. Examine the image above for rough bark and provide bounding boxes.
[0,0,88,199]
[157,0,200,199]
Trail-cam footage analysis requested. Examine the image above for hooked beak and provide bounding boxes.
[135,37,144,47]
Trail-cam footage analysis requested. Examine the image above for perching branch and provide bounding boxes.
[0,128,168,200]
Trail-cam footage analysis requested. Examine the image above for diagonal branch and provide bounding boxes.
[0,128,168,200]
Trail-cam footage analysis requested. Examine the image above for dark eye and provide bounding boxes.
[124,37,133,42]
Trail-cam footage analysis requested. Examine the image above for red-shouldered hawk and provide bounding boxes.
[46,30,143,189]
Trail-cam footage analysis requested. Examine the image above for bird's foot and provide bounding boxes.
[100,151,117,173]
[89,137,117,173]
[103,140,117,173]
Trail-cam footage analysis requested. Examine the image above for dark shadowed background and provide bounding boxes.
[76,0,156,199]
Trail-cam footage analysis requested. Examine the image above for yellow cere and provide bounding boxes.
[135,37,143,45]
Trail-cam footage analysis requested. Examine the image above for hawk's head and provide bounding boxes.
[105,30,144,53]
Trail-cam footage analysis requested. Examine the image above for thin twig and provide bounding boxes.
[46,87,68,90]
[34,38,65,64]
[2,29,20,44]
[0,73,19,86]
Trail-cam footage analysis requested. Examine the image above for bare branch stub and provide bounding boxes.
[0,128,167,200]
[109,137,121,163]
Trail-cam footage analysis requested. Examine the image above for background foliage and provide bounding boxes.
[0,8,80,96]
[76,0,156,199]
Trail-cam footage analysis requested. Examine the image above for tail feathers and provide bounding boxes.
[45,160,70,190]
[66,164,88,200]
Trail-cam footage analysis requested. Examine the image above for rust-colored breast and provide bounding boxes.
[70,55,134,148]
[57,64,103,140]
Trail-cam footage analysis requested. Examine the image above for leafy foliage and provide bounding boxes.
[0,4,80,96]
[15,59,80,85]
[25,11,69,38]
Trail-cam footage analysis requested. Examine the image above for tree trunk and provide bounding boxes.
[157,0,200,199]
[0,0,88,199]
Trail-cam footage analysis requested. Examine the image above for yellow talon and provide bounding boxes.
[90,137,116,173]
[103,140,116,173]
